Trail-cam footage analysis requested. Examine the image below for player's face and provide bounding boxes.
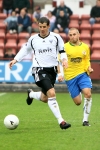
[38,22,50,37]
[68,30,80,44]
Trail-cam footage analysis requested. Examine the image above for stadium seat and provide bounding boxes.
[69,22,80,30]
[80,14,90,24]
[80,29,91,34]
[80,23,91,32]
[91,32,100,40]
[5,33,18,43]
[59,33,68,43]
[0,13,7,22]
[0,1,3,13]
[91,50,100,60]
[80,32,91,40]
[92,24,100,32]
[32,23,39,32]
[31,32,38,36]
[70,14,79,24]
[0,32,5,39]
[18,32,30,41]
[90,62,100,80]
[91,41,100,50]
[0,48,4,57]
[5,42,17,54]
[0,22,6,31]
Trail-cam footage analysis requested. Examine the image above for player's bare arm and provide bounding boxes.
[88,66,94,73]
[9,59,17,69]
[62,58,68,69]
[60,52,68,69]
[57,64,64,82]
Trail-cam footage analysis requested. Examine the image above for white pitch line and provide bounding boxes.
[0,93,6,96]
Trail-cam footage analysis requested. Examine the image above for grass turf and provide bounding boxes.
[0,92,100,150]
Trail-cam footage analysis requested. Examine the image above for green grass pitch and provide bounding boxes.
[0,92,100,150]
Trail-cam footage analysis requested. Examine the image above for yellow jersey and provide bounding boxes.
[64,41,90,80]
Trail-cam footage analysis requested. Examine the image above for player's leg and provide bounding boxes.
[28,89,48,103]
[39,79,71,129]
[79,73,92,126]
[65,77,82,105]
[82,88,92,126]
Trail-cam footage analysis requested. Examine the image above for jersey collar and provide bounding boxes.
[38,32,50,39]
[69,41,82,46]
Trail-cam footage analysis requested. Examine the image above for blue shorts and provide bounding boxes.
[65,73,92,98]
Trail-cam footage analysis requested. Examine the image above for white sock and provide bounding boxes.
[29,91,41,100]
[48,97,64,124]
[83,97,92,122]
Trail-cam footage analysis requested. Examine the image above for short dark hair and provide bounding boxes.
[38,17,50,26]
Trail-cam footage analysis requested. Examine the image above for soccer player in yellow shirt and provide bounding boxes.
[64,28,93,126]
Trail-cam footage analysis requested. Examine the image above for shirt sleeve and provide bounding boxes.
[57,34,68,61]
[84,45,90,74]
[57,34,65,52]
[14,38,32,62]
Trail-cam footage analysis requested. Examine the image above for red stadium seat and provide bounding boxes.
[90,62,100,80]
[31,32,38,36]
[91,41,100,50]
[92,24,100,32]
[32,23,39,32]
[80,23,91,32]
[70,14,79,24]
[0,13,7,22]
[0,1,3,13]
[0,28,6,33]
[80,14,90,24]
[18,32,30,41]
[5,33,18,43]
[91,50,100,60]
[92,32,100,41]
[69,22,80,30]
[80,32,91,41]
[5,42,17,54]
[80,29,91,34]
[0,22,6,30]
[59,33,68,43]
[0,32,5,40]
[0,48,4,57]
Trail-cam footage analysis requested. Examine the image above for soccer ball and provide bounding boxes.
[4,114,19,130]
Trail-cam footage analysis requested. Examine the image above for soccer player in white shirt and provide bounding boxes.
[9,17,71,129]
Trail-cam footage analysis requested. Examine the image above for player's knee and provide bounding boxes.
[41,93,48,103]
[75,101,81,106]
[41,99,48,103]
[73,99,81,106]
[84,92,91,99]
[73,96,82,106]
[47,88,56,97]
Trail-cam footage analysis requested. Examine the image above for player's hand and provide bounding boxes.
[9,59,17,69]
[88,67,93,73]
[62,59,68,69]
[58,73,64,82]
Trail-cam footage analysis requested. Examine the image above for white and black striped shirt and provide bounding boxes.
[15,32,67,67]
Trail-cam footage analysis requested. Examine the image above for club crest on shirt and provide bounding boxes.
[49,40,53,43]
[42,74,46,77]
[82,50,86,55]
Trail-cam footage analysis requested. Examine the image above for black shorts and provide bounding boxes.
[32,67,57,95]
